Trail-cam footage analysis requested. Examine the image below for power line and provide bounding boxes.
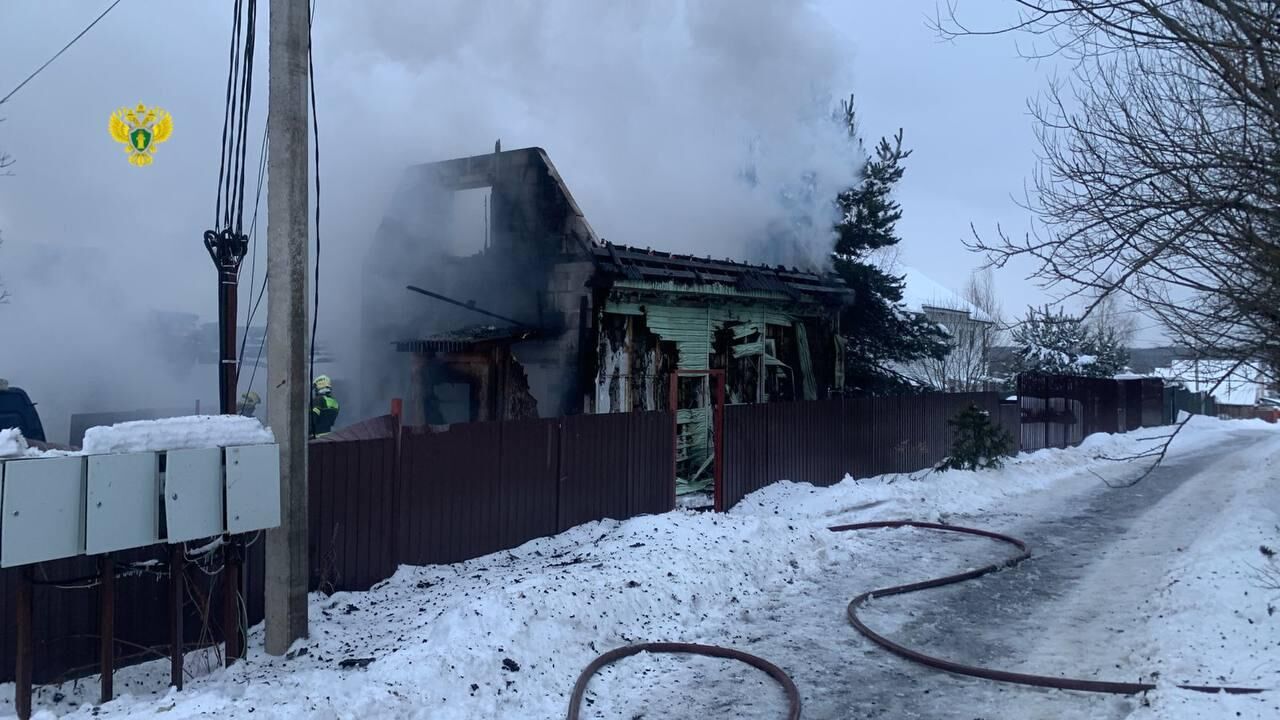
[307,0,321,413]
[0,0,124,106]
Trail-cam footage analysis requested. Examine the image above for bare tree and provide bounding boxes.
[965,268,1006,345]
[0,115,12,303]
[939,1,1280,380]
[1082,285,1139,348]
[0,233,9,305]
[936,1,1280,484]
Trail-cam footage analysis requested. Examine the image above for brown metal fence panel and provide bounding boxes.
[765,400,845,488]
[840,397,875,478]
[722,403,771,510]
[1019,373,1124,448]
[720,393,1011,511]
[397,422,504,566]
[308,437,399,591]
[496,418,561,551]
[558,412,673,532]
[626,411,677,518]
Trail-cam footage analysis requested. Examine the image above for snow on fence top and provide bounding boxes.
[80,415,274,455]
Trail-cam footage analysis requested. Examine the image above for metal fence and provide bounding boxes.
[310,411,675,591]
[0,538,264,685]
[1163,385,1217,422]
[1018,373,1167,451]
[1018,373,1120,451]
[721,393,1019,510]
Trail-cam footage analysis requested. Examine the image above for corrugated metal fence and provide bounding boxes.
[721,393,1020,510]
[1018,373,1166,451]
[309,411,675,592]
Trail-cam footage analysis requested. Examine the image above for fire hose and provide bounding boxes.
[566,520,1266,719]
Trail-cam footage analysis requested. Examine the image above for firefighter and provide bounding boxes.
[238,391,260,418]
[311,375,339,436]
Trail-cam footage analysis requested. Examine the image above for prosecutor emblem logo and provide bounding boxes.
[108,104,173,167]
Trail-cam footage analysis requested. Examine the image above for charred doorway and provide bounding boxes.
[669,369,725,512]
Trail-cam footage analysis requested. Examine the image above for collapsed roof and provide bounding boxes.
[590,241,852,305]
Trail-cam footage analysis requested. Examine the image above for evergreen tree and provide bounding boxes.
[1011,305,1129,378]
[832,96,948,394]
[939,404,1013,472]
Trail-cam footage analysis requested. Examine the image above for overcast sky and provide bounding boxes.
[0,1,1126,433]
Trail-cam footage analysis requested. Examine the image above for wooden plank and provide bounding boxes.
[169,544,184,689]
[99,555,114,703]
[15,570,31,720]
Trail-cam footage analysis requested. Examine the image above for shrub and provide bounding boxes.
[939,404,1014,472]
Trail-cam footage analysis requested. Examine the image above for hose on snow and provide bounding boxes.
[567,519,1266,719]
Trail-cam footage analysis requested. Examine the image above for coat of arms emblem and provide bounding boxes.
[108,104,173,167]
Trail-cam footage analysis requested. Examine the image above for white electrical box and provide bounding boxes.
[225,444,280,534]
[165,447,225,542]
[86,452,160,554]
[1,456,87,567]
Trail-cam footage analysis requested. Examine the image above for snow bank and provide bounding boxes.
[80,415,274,455]
[732,416,1257,526]
[1124,430,1280,720]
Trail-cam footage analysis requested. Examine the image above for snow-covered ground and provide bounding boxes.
[3,416,1277,719]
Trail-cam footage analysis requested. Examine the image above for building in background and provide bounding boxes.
[1153,359,1267,410]
[896,266,997,391]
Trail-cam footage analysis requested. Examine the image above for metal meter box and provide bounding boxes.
[225,444,280,533]
[86,452,160,554]
[165,447,225,542]
[1,456,87,567]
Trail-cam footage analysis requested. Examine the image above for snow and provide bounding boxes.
[80,415,274,455]
[2,417,1277,719]
[0,428,76,459]
[898,265,994,324]
[0,428,30,459]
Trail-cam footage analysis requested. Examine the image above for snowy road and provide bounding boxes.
[4,417,1278,719]
[814,427,1280,719]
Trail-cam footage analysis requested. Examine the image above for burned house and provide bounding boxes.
[361,147,853,477]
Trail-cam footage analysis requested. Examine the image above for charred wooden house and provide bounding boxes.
[361,147,853,479]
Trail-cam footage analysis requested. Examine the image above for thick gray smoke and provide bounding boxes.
[315,0,860,416]
[0,0,858,434]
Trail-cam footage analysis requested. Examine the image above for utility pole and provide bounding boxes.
[264,0,310,655]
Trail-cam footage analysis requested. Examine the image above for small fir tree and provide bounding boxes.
[939,404,1014,472]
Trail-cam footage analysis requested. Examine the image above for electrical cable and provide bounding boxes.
[306,0,322,417]
[0,0,124,106]
[214,0,244,230]
[236,127,269,380]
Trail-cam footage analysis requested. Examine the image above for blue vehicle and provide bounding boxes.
[0,379,45,443]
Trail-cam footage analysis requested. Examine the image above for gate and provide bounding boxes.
[669,370,725,511]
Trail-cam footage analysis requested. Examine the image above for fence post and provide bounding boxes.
[390,398,403,567]
[99,554,115,703]
[169,544,185,689]
[15,569,32,720]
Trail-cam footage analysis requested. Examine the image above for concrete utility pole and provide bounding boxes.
[264,0,310,655]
